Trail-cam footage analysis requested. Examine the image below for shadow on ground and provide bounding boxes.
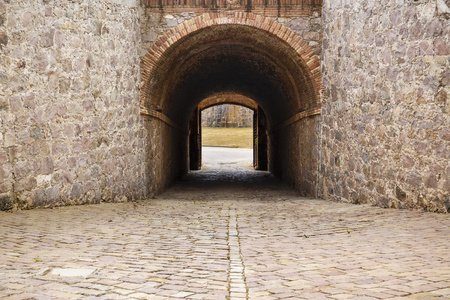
[164,147,299,200]
[178,169,286,191]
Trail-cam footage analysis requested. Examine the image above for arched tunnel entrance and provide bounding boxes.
[141,13,322,197]
[189,94,266,171]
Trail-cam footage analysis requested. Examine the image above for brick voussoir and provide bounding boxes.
[140,12,322,120]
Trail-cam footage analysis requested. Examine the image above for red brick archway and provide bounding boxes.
[140,12,323,197]
[140,12,322,118]
[198,94,258,111]
[195,94,263,170]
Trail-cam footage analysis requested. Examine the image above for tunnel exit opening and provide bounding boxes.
[188,95,268,172]
[140,13,322,198]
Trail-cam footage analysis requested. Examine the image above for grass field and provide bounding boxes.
[202,127,253,148]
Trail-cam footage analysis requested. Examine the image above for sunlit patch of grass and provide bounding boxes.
[202,127,253,148]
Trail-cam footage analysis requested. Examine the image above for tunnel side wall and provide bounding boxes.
[0,0,149,210]
[144,117,188,196]
[320,0,450,212]
[270,116,320,198]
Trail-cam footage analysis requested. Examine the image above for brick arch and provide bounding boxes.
[140,12,322,114]
[198,94,258,111]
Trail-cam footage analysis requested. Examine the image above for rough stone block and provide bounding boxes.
[0,32,7,49]
[55,30,66,48]
[70,183,82,199]
[34,188,45,207]
[14,177,37,193]
[0,163,12,182]
[303,31,320,41]
[0,151,7,165]
[289,18,310,31]
[437,0,450,14]
[45,186,60,203]
[36,174,51,188]
[17,128,31,144]
[41,157,54,175]
[41,29,55,47]
[14,162,32,180]
[0,195,13,211]
[434,38,449,55]
[31,127,45,140]
[166,18,178,27]
[0,181,11,194]
[4,133,15,147]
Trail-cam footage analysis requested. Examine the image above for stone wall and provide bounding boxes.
[202,105,253,128]
[270,117,320,197]
[143,117,188,196]
[0,0,147,210]
[3,0,447,213]
[320,0,450,212]
[141,11,322,56]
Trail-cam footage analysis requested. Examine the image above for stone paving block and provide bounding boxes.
[329,294,356,300]
[431,288,450,296]
[50,268,96,278]
[127,292,154,299]
[410,292,446,299]
[97,294,130,299]
[2,293,54,300]
[109,288,134,295]
[171,291,194,297]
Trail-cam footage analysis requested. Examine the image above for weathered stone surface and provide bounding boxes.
[289,18,310,31]
[441,69,450,86]
[0,0,447,213]
[0,195,13,211]
[0,32,7,49]
[434,38,450,55]
[1,181,450,297]
[202,104,253,128]
[437,0,450,14]
[320,0,449,212]
[45,185,60,203]
[0,0,148,210]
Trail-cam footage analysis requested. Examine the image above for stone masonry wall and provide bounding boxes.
[141,10,322,56]
[270,117,320,198]
[6,0,448,213]
[0,0,147,210]
[202,105,253,128]
[320,0,450,212]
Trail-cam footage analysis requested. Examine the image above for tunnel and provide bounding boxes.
[140,13,322,198]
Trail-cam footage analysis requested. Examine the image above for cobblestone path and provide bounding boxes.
[0,170,449,299]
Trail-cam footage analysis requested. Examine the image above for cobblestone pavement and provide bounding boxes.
[0,170,449,300]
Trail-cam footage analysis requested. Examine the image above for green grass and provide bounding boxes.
[202,127,253,148]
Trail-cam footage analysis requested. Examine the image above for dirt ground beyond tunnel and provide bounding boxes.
[0,150,449,299]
